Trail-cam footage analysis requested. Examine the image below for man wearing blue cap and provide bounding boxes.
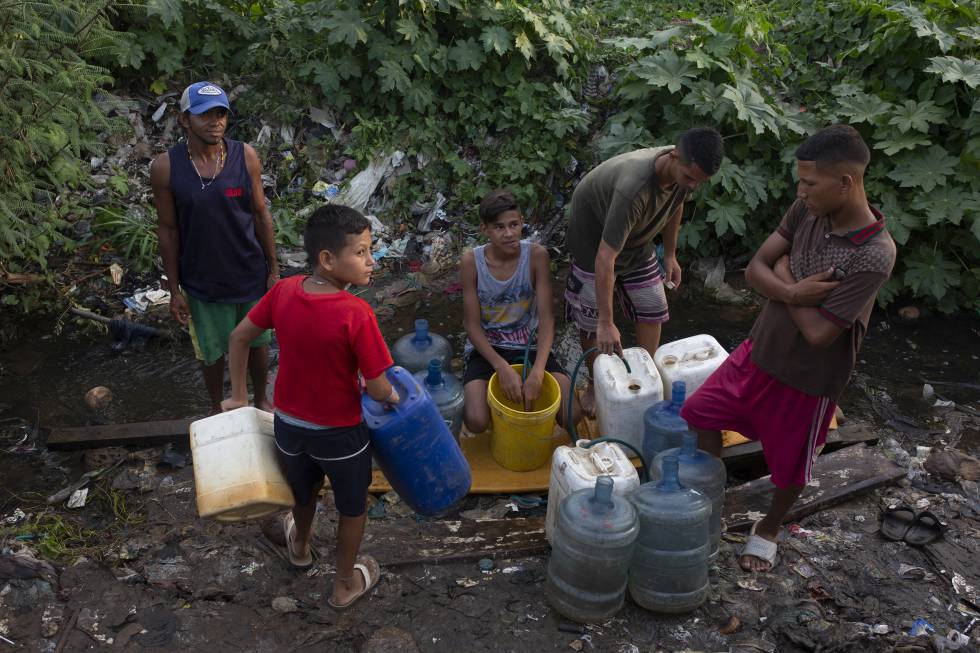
[150,81,279,414]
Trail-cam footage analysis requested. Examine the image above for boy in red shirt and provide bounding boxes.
[681,125,896,572]
[222,204,397,609]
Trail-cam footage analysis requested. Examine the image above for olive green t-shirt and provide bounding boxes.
[566,146,688,273]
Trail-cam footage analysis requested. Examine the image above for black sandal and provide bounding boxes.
[904,510,945,547]
[880,505,916,541]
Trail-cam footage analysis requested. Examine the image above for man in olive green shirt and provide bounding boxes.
[564,127,724,415]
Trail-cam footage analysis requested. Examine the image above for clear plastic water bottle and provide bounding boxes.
[642,380,691,463]
[546,475,639,622]
[414,359,464,438]
[391,319,453,375]
[649,432,726,556]
[629,455,711,613]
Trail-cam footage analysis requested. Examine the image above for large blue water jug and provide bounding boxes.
[642,380,691,463]
[391,319,453,374]
[650,432,726,556]
[414,359,464,438]
[629,456,710,613]
[546,476,639,623]
[362,366,471,516]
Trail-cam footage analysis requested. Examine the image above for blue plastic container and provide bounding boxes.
[546,475,639,623]
[650,432,726,556]
[362,366,471,516]
[629,456,710,613]
[642,380,691,464]
[391,319,453,375]
[414,359,464,438]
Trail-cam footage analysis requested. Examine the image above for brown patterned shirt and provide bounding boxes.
[749,199,897,400]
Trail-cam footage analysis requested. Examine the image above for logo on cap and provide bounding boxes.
[197,85,223,96]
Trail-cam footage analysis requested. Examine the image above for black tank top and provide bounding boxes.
[168,138,268,303]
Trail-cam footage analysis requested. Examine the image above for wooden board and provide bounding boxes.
[721,419,871,467]
[45,419,193,449]
[722,443,904,532]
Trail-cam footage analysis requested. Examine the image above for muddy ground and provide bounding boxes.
[1,275,979,652]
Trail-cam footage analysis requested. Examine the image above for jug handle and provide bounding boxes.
[589,450,614,474]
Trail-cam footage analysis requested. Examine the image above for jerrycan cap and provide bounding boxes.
[680,432,699,458]
[670,381,687,406]
[413,319,432,345]
[425,359,444,387]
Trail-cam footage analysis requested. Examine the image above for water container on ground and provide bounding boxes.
[190,407,294,521]
[642,380,691,463]
[362,366,471,516]
[593,347,664,455]
[649,432,726,556]
[488,363,560,472]
[629,456,711,613]
[653,334,728,399]
[546,476,639,622]
[414,359,464,438]
[545,439,640,541]
[391,319,453,374]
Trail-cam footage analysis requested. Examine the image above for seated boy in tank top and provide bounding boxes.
[221,204,398,610]
[460,189,578,435]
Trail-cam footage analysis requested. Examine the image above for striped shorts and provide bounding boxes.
[563,255,669,338]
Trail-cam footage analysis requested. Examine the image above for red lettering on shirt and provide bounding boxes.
[225,187,243,198]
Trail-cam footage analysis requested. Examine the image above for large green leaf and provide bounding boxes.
[836,92,892,125]
[876,191,920,246]
[903,247,960,300]
[924,56,980,89]
[449,37,485,71]
[598,122,651,159]
[377,60,410,93]
[887,100,948,133]
[633,51,696,94]
[147,0,182,28]
[873,131,931,155]
[325,9,369,47]
[395,18,420,43]
[710,161,768,210]
[721,82,780,135]
[480,26,511,55]
[515,31,535,61]
[706,199,747,236]
[910,185,976,226]
[887,145,959,192]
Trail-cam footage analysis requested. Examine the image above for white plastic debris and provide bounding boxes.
[338,151,403,213]
[67,488,88,509]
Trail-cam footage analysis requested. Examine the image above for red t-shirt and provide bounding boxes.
[248,275,393,426]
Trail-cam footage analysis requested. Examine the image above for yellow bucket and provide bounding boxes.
[488,364,560,472]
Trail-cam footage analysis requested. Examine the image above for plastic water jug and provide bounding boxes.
[545,440,640,542]
[650,432,726,556]
[189,407,294,521]
[642,381,692,463]
[594,347,664,455]
[546,476,639,622]
[414,359,464,438]
[391,319,453,374]
[654,334,728,399]
[629,456,711,613]
[362,366,471,516]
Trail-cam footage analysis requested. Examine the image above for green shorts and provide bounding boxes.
[185,293,272,366]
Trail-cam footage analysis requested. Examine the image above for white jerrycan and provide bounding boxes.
[190,407,294,521]
[593,347,664,455]
[653,334,729,399]
[546,439,640,541]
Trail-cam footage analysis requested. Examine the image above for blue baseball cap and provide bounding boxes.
[179,81,231,115]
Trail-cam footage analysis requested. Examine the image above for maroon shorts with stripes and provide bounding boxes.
[680,339,835,489]
[563,255,668,338]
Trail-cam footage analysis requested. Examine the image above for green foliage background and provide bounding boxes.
[2,0,978,313]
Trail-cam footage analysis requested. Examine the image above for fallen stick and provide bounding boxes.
[54,607,80,653]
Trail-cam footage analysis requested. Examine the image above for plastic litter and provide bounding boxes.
[67,488,88,508]
[909,618,935,636]
[311,181,339,199]
[338,151,403,213]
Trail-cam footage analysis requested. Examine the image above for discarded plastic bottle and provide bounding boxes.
[546,475,639,623]
[642,380,692,463]
[414,359,464,438]
[629,455,711,613]
[362,366,471,516]
[649,432,726,556]
[391,319,453,375]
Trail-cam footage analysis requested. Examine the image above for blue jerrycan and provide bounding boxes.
[546,475,639,623]
[391,319,453,374]
[650,431,726,556]
[642,380,691,463]
[629,455,711,613]
[414,359,464,439]
[362,366,471,516]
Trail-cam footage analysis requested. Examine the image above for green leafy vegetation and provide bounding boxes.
[1,0,978,313]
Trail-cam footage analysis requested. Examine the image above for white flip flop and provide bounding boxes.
[740,520,778,572]
[282,512,313,569]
